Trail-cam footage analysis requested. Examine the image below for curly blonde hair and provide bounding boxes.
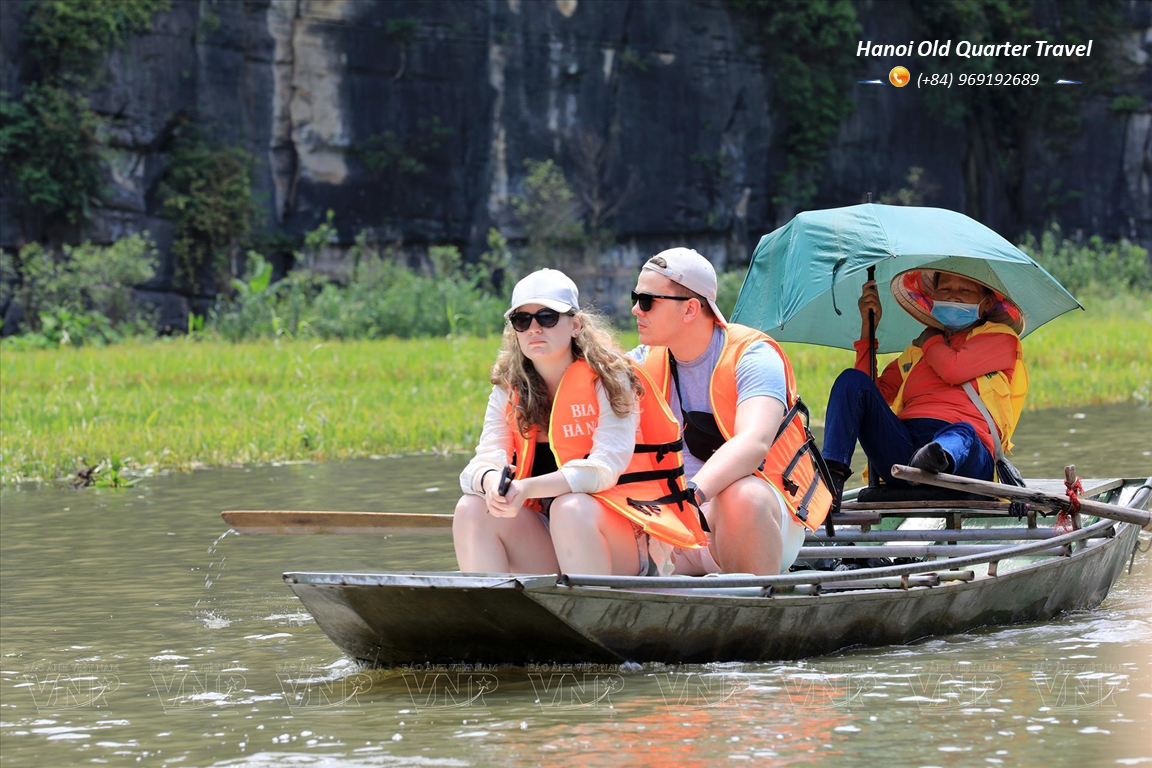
[491,310,643,437]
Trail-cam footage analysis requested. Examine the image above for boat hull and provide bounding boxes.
[286,521,1140,666]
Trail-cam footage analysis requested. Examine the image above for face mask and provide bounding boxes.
[931,300,982,331]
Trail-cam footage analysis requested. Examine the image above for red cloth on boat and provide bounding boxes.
[853,330,1019,457]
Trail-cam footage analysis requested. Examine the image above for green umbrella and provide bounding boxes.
[731,203,1082,354]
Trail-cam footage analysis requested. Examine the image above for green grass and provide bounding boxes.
[2,296,1149,484]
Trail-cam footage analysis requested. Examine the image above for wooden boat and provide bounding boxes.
[280,476,1151,666]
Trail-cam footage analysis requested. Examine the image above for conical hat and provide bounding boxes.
[890,269,1025,335]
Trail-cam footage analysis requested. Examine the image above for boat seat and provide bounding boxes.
[855,485,985,504]
[828,511,882,526]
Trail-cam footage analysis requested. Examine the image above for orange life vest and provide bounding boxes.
[640,324,835,532]
[504,359,708,549]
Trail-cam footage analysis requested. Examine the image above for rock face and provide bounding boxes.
[1,0,1149,320]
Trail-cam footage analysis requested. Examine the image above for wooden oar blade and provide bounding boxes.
[222,510,454,535]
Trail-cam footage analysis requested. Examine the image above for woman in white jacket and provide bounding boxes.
[454,269,647,576]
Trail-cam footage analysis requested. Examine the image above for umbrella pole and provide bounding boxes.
[867,265,878,489]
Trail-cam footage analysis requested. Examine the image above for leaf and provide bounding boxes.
[248,257,273,294]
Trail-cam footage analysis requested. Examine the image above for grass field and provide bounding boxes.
[2,296,1149,484]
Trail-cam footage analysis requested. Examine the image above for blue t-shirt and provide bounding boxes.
[628,326,787,480]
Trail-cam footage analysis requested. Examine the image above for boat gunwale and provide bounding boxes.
[522,528,1132,607]
[559,516,1125,589]
[282,476,1148,595]
[284,520,1135,600]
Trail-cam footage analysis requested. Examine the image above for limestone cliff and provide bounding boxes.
[1,0,1148,322]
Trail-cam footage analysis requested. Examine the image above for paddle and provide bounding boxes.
[222,510,453,535]
[890,464,1152,529]
[224,465,516,535]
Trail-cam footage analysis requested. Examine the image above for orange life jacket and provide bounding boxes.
[640,324,835,532]
[505,359,708,549]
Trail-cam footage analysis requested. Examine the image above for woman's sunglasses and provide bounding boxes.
[508,308,571,332]
[631,291,691,312]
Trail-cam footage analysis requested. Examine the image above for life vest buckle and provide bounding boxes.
[782,477,799,496]
[625,498,662,517]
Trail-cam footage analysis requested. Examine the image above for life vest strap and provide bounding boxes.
[633,439,683,463]
[772,397,810,445]
[779,440,812,496]
[624,486,710,534]
[794,466,823,523]
[617,467,685,486]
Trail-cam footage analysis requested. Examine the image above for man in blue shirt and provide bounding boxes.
[628,248,806,575]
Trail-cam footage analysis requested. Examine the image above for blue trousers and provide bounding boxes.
[821,369,994,486]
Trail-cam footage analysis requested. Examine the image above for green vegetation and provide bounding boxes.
[2,296,1147,484]
[2,216,1145,347]
[878,167,940,207]
[512,159,588,267]
[25,0,170,84]
[716,268,746,317]
[1020,294,1152,410]
[0,335,500,484]
[197,10,221,37]
[0,84,103,228]
[205,211,507,341]
[915,0,1127,222]
[730,0,861,208]
[383,17,419,45]
[211,241,506,341]
[79,456,139,488]
[1110,95,1146,114]
[156,126,254,290]
[691,152,731,222]
[1,0,169,233]
[1,234,158,348]
[619,48,650,72]
[727,0,1131,214]
[1019,224,1150,296]
[917,1,1125,134]
[353,117,452,179]
[383,17,419,79]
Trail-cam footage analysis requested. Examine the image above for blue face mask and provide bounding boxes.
[931,300,982,331]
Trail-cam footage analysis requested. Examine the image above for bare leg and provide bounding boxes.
[452,495,560,574]
[708,476,783,575]
[548,493,641,576]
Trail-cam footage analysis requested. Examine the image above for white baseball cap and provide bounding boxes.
[505,268,580,318]
[642,247,727,325]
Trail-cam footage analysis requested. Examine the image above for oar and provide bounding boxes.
[221,510,453,535]
[890,465,1152,528]
[223,468,511,535]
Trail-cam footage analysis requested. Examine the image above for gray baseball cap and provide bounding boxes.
[642,247,727,325]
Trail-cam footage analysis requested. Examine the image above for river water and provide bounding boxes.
[1,403,1150,767]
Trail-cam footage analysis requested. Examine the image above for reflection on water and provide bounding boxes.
[1,403,1150,767]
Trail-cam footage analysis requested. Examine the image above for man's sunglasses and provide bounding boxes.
[631,291,691,312]
[508,308,571,332]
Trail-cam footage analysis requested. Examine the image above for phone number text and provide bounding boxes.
[917,73,1041,88]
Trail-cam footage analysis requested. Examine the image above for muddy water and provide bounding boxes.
[1,403,1149,767]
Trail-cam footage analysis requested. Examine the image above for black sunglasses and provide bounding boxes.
[631,291,691,312]
[508,308,570,332]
